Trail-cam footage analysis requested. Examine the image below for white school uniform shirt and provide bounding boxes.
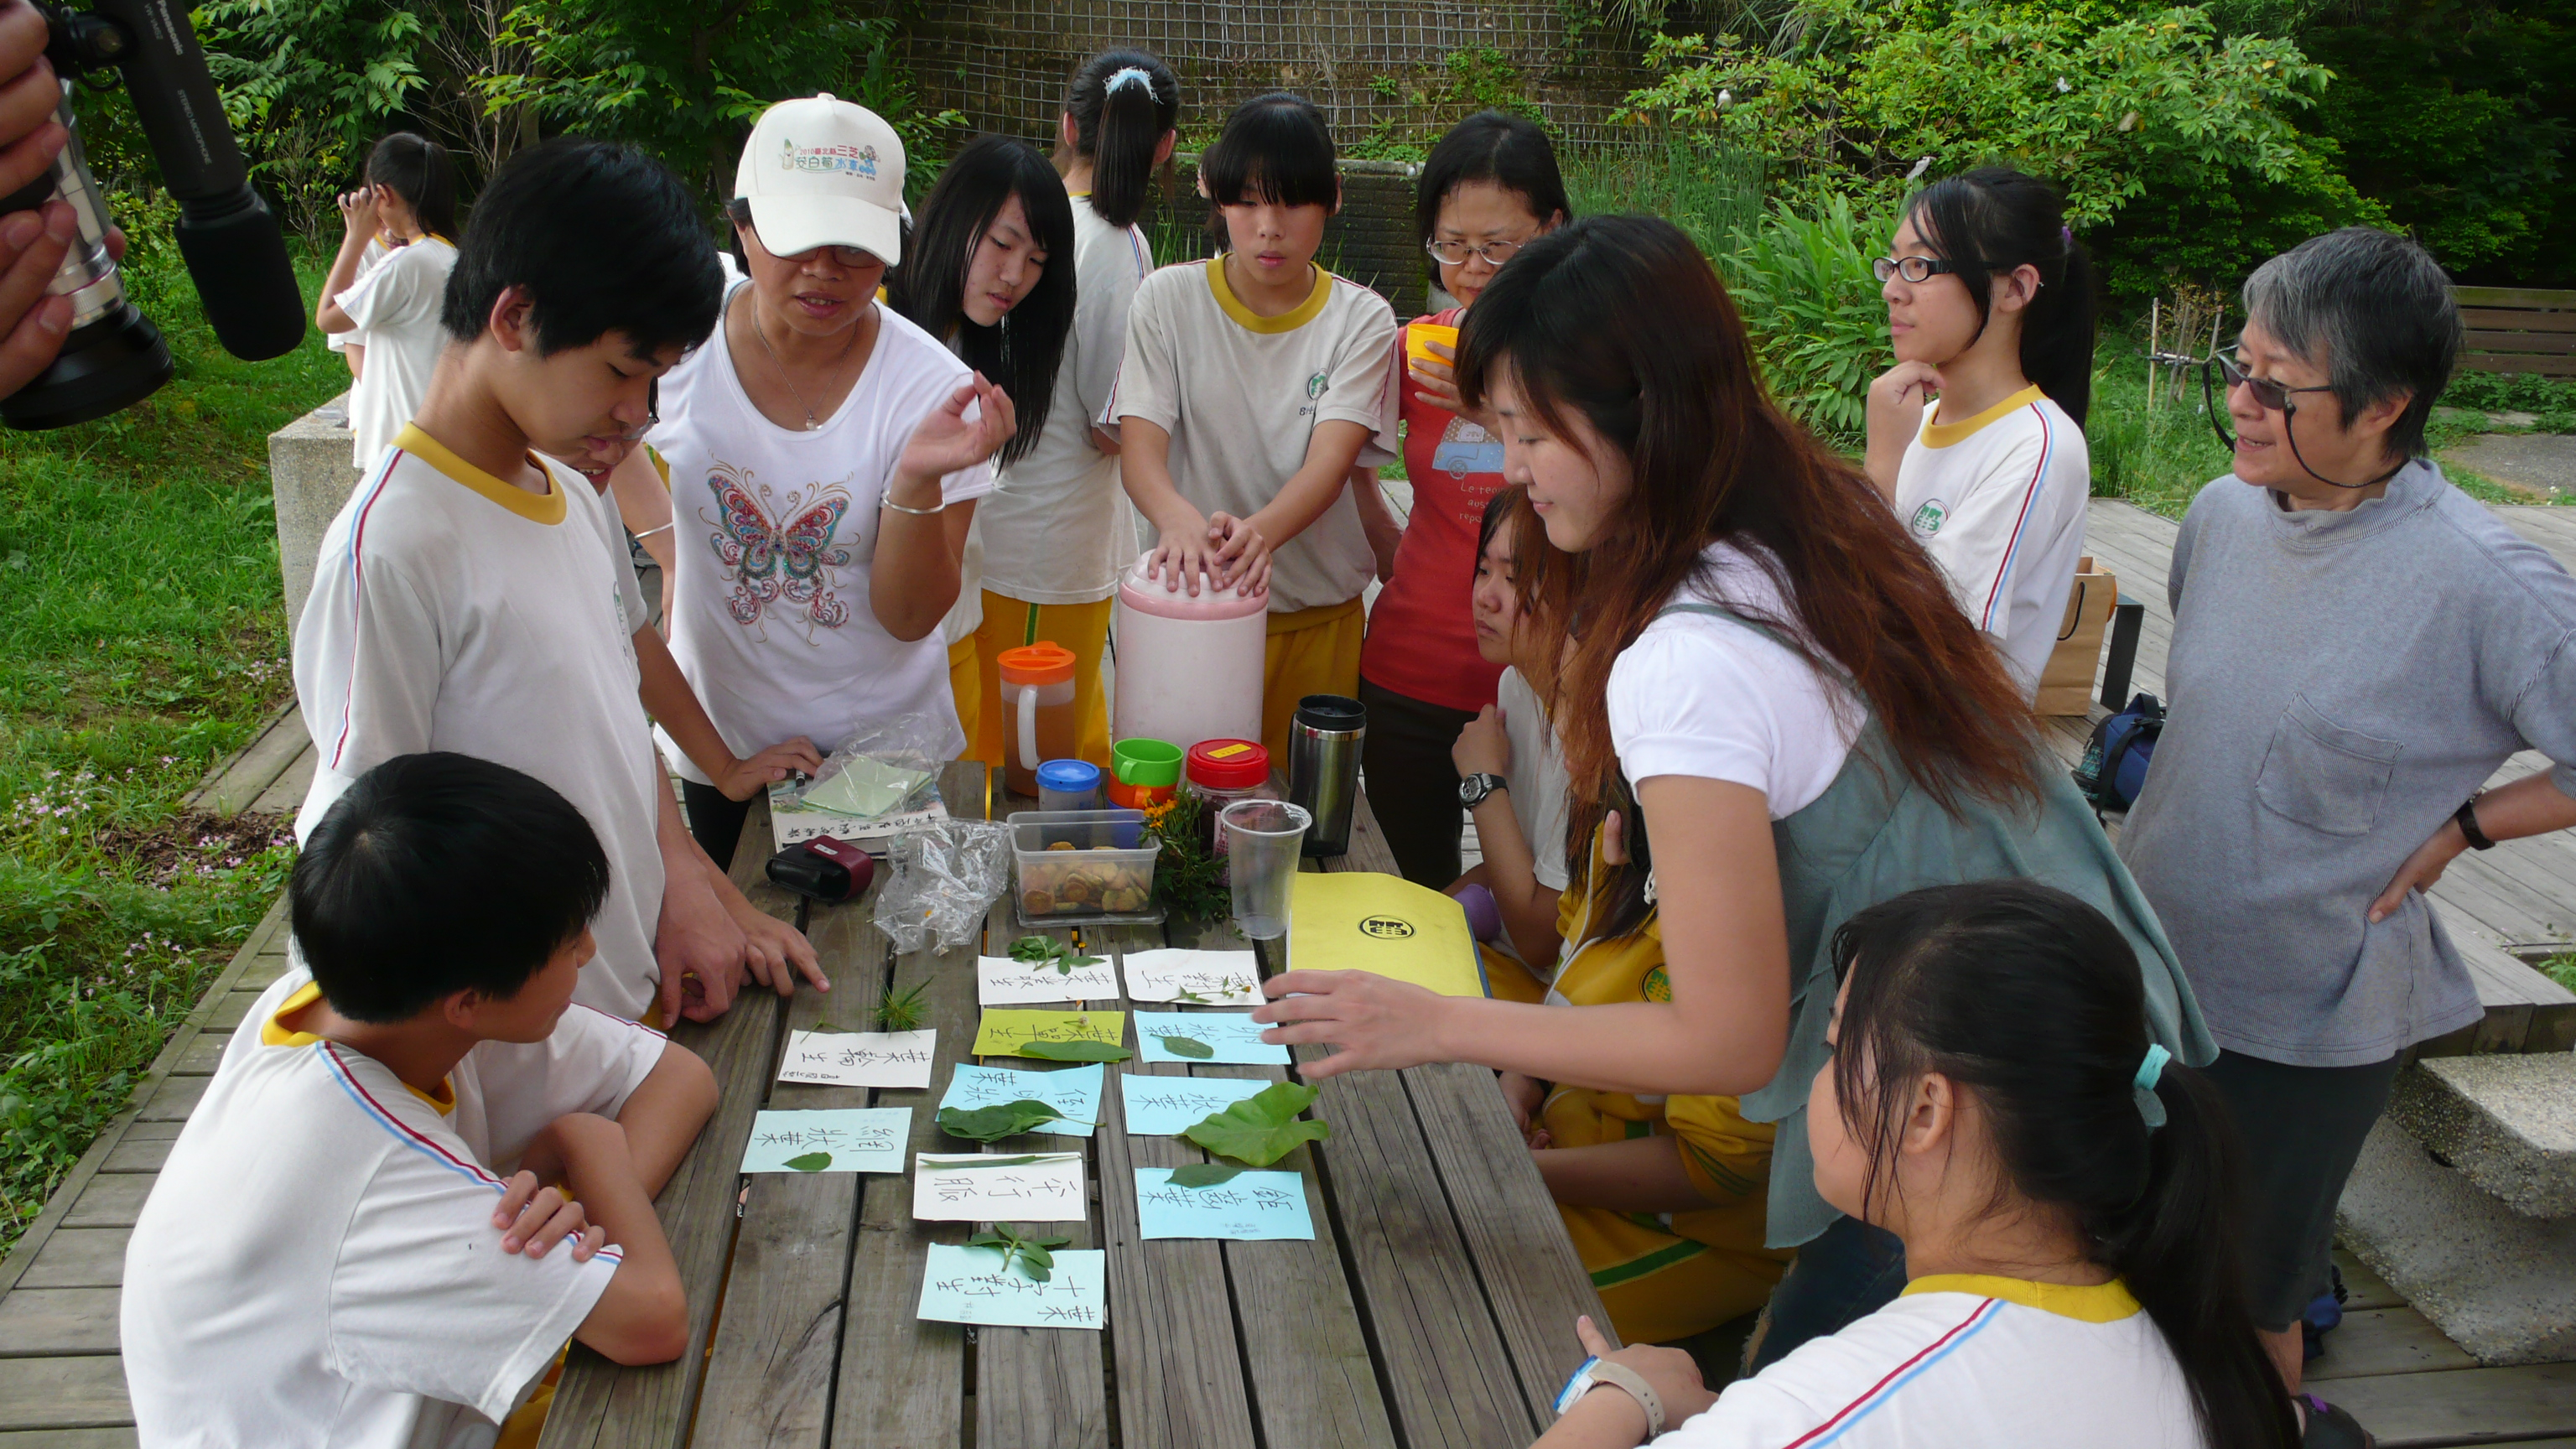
[293,426,666,1020]
[1497,664,1571,892]
[337,236,458,470]
[982,195,1154,605]
[1607,541,1864,817]
[122,969,667,1449]
[325,236,392,356]
[1650,1276,2202,1448]
[651,288,995,770]
[1105,257,1399,614]
[1891,384,2090,697]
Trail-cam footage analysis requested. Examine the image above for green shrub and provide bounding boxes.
[1715,195,1888,444]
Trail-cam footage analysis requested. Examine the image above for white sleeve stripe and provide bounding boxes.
[319,1042,506,1193]
[1976,408,2054,631]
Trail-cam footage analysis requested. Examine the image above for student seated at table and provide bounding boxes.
[1535,882,2295,1449]
[1446,487,1570,1000]
[122,751,720,1449]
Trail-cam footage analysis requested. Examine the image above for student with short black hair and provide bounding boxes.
[295,137,824,1027]
[1536,881,2295,1449]
[1108,91,1399,759]
[124,753,721,1449]
[1862,167,2098,698]
[319,132,461,466]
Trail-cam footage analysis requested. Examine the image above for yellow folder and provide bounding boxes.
[1287,873,1490,998]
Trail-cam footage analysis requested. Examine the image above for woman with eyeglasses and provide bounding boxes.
[646,96,1016,870]
[1862,168,2096,699]
[2116,226,2576,1446]
[1354,111,1572,887]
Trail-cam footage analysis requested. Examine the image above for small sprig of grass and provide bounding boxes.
[875,979,930,1032]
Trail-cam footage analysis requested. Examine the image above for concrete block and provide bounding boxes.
[2337,1118,2576,1366]
[2388,1054,2576,1218]
[268,395,361,641]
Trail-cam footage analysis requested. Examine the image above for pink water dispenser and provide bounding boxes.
[1111,553,1266,751]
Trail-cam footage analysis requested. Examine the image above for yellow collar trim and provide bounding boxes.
[1208,257,1332,335]
[394,423,567,526]
[1922,384,2044,449]
[262,981,455,1115]
[1902,1273,2142,1322]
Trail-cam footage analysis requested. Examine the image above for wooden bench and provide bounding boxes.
[2454,287,2576,377]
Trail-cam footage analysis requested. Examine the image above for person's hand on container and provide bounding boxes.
[1451,702,1512,779]
[0,0,126,400]
[714,736,825,803]
[1208,510,1273,596]
[1252,966,1450,1078]
[1142,514,1225,598]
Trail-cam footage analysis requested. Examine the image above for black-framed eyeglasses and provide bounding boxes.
[2208,349,2334,414]
[613,377,660,444]
[1425,236,1530,267]
[1872,255,1977,284]
[726,200,884,268]
[2199,345,2404,491]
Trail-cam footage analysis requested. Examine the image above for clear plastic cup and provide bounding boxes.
[1221,799,1310,942]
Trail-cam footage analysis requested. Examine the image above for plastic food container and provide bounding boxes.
[1008,808,1161,917]
[1036,758,1102,813]
[1185,738,1275,854]
[1110,553,1266,752]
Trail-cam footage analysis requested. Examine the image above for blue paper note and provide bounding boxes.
[938,1062,1103,1138]
[739,1108,911,1174]
[917,1243,1107,1329]
[1134,1010,1290,1065]
[1117,1073,1273,1137]
[1134,1168,1317,1240]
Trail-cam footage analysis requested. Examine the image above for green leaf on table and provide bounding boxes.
[782,1151,834,1172]
[1156,1035,1214,1059]
[937,1098,1072,1141]
[1021,1038,1133,1062]
[1166,1163,1244,1187]
[966,1224,1073,1281]
[1008,933,1106,976]
[1183,1080,1330,1166]
[874,980,928,1033]
[1008,934,1058,962]
[1172,988,1210,1005]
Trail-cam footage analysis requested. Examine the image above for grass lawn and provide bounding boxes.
[0,244,342,1255]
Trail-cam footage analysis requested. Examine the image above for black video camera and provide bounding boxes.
[0,0,305,428]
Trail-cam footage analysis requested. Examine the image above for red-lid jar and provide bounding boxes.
[1186,739,1270,790]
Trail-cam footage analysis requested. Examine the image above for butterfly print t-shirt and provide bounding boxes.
[648,285,995,779]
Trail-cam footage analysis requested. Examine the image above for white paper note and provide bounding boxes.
[1121,948,1260,1005]
[977,953,1122,1006]
[776,1029,937,1088]
[911,1151,1088,1222]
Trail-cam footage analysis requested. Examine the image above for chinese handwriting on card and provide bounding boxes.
[971,1009,1127,1059]
[1134,1168,1317,1241]
[1117,1074,1273,1136]
[911,1152,1088,1221]
[776,1029,937,1088]
[1121,948,1259,1005]
[976,954,1121,1006]
[941,1063,1103,1138]
[917,1243,1106,1328]
[1133,1010,1289,1065]
[739,1109,911,1174]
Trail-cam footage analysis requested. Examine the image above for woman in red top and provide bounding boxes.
[1358,112,1571,885]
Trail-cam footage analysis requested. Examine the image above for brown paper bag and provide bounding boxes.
[2037,557,2117,716]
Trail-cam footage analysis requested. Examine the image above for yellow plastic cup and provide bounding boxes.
[1405,322,1459,372]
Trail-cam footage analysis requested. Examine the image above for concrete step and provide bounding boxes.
[2388,1053,2576,1218]
[2338,1119,2576,1366]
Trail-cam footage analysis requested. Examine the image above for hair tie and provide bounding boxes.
[2059,224,2074,248]
[1105,66,1155,96]
[2132,1044,2171,1130]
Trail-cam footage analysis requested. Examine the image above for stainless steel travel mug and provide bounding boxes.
[1286,693,1366,857]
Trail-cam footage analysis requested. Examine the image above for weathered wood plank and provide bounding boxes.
[2322,1361,2576,1446]
[0,1428,139,1446]
[172,1035,226,1077]
[2335,1246,2403,1311]
[60,1176,150,1232]
[129,1075,207,1123]
[181,704,308,817]
[0,1356,130,1431]
[15,1230,127,1291]
[96,1123,181,1179]
[2452,285,2576,310]
[198,991,265,1036]
[0,1287,118,1357]
[2307,1306,2480,1381]
[246,745,319,818]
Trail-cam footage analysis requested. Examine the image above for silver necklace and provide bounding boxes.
[746,298,861,431]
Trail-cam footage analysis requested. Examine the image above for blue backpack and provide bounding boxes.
[2075,693,2163,813]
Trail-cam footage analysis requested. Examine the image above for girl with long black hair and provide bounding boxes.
[1862,167,2098,697]
[318,132,460,469]
[1537,881,2295,1449]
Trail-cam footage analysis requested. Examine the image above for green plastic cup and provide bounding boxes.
[1110,737,1184,788]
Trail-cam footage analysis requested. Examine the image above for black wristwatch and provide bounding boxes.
[2455,795,2496,850]
[1459,772,1508,809]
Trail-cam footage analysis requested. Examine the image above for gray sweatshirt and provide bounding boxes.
[2120,461,2576,1067]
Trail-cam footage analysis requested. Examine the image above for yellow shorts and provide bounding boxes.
[963,590,1114,770]
[1260,598,1365,763]
[948,636,983,763]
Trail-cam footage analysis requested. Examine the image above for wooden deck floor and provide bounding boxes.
[6,498,2573,1445]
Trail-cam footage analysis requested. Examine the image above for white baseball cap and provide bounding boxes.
[735,94,906,265]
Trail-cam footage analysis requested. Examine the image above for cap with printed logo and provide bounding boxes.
[735,94,905,265]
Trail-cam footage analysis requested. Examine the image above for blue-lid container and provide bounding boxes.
[1036,758,1103,812]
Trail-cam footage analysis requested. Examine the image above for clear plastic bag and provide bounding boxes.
[873,817,1013,953]
[799,710,951,819]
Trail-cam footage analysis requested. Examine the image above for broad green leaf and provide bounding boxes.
[1156,1035,1214,1059]
[1008,934,1058,962]
[1021,1039,1133,1062]
[1166,1163,1244,1187]
[782,1151,833,1171]
[1183,1081,1331,1166]
[937,1098,1071,1141]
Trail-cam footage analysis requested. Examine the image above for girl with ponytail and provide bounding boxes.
[1537,881,2294,1449]
[1863,167,2099,700]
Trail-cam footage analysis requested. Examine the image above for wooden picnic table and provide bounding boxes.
[538,761,1607,1449]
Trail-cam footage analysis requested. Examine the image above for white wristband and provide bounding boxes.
[1555,1356,1666,1438]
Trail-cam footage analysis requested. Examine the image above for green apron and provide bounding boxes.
[1649,604,2215,1248]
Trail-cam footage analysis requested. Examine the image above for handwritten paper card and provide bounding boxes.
[912,1152,1088,1221]
[776,1029,937,1088]
[1121,948,1259,1005]
[1135,1168,1317,1241]
[1117,1073,1272,1137]
[941,1063,1103,1138]
[739,1108,911,1174]
[1134,1010,1290,1065]
[971,1009,1126,1060]
[917,1243,1106,1329]
[977,954,1120,1006]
